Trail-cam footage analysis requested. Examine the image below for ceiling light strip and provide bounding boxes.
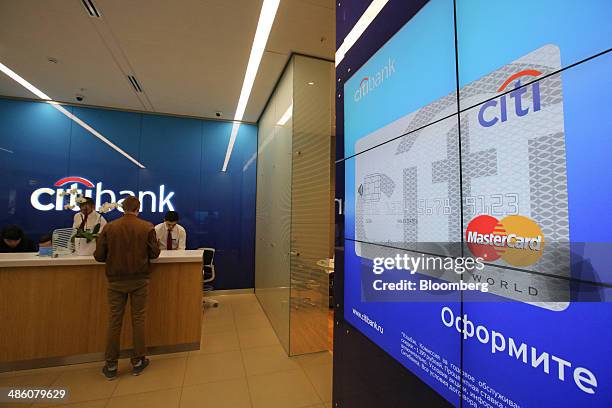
[0,62,51,100]
[335,0,390,67]
[50,103,145,168]
[222,122,242,173]
[221,0,281,172]
[0,62,145,168]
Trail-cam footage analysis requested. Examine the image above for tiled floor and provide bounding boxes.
[0,294,333,408]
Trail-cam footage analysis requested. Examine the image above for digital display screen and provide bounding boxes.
[342,1,612,406]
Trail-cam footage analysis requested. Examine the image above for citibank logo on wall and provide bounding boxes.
[478,69,542,128]
[466,214,544,267]
[30,176,175,213]
[353,57,396,102]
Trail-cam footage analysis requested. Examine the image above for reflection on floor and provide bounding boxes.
[0,293,333,408]
[288,301,331,355]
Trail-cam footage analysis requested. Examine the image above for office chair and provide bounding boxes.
[200,248,218,308]
[52,228,76,255]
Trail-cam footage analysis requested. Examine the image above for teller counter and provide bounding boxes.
[0,250,203,372]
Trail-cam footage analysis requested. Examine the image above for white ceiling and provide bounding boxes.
[0,0,334,123]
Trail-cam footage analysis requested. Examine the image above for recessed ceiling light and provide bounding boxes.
[307,81,315,86]
[221,0,281,172]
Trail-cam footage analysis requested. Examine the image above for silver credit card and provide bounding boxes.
[354,45,569,310]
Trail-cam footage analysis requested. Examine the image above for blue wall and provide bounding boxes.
[0,97,257,290]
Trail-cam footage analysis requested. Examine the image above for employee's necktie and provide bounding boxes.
[79,213,88,230]
[167,229,173,250]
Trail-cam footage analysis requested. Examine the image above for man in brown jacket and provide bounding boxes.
[94,196,160,380]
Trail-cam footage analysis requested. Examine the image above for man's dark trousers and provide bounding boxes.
[105,279,149,365]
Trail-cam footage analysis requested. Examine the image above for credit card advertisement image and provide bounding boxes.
[353,45,570,309]
[343,9,612,406]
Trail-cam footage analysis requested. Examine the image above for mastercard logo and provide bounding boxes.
[465,215,544,267]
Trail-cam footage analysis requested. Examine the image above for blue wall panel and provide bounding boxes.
[0,98,257,290]
[138,114,202,240]
[68,106,142,225]
[0,100,72,237]
[199,121,257,289]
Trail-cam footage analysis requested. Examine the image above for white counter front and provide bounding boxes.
[0,249,204,268]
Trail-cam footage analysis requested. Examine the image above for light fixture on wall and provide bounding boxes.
[221,0,281,172]
[335,0,390,67]
[0,62,146,169]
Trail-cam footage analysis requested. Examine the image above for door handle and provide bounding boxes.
[289,250,300,256]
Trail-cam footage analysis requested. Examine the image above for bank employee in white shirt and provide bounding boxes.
[155,211,186,250]
[73,197,107,232]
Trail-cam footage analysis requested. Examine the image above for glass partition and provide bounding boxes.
[256,55,334,355]
[255,62,294,351]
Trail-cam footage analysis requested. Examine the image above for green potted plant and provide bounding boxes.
[73,222,101,256]
[64,193,119,256]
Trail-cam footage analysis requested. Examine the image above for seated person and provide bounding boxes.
[37,233,53,256]
[155,211,186,250]
[0,225,37,253]
[73,197,107,232]
[39,234,53,248]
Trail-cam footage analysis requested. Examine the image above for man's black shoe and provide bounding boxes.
[132,357,150,376]
[102,365,118,381]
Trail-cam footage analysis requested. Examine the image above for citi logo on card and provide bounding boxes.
[478,69,542,128]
